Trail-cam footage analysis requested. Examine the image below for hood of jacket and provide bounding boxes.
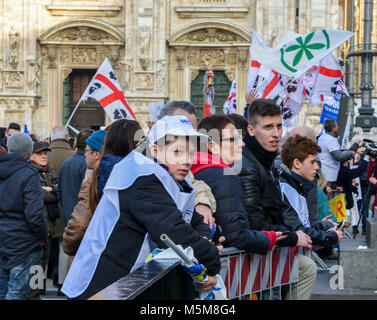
[0,153,29,180]
[191,152,230,175]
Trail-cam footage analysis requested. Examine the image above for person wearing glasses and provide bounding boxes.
[191,115,283,255]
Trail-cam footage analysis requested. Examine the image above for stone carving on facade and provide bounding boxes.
[47,46,57,68]
[61,66,73,81]
[136,73,153,88]
[180,29,242,43]
[139,28,151,57]
[110,47,120,65]
[9,26,20,69]
[225,69,235,82]
[139,57,151,71]
[270,30,280,47]
[156,60,166,92]
[200,49,225,65]
[72,48,97,63]
[237,48,248,71]
[119,60,133,90]
[60,50,69,64]
[187,52,197,66]
[4,71,24,88]
[226,52,237,65]
[52,27,111,42]
[27,57,41,92]
[190,69,200,82]
[176,49,185,70]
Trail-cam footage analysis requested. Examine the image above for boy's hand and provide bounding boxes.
[198,275,217,291]
[195,204,215,230]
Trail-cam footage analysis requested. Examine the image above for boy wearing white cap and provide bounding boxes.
[62,116,222,299]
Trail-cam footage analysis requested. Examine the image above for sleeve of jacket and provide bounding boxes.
[188,171,216,213]
[63,176,92,256]
[129,175,221,276]
[345,160,368,180]
[42,188,58,204]
[214,174,270,255]
[239,166,290,232]
[190,210,212,239]
[23,172,48,243]
[330,150,353,162]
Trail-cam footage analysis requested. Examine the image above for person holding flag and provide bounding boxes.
[62,115,223,299]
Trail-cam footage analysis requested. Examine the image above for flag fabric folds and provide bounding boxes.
[81,57,136,121]
[250,29,353,79]
[223,79,237,114]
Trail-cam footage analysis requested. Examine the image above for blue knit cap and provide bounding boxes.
[85,130,107,152]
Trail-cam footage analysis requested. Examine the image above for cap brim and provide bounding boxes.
[34,147,51,153]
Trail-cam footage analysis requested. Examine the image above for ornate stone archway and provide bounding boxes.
[38,19,124,132]
[167,21,251,113]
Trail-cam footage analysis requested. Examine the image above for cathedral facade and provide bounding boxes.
[0,0,343,135]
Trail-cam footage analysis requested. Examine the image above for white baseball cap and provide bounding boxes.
[147,115,208,146]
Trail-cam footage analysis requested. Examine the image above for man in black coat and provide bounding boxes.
[239,99,316,300]
[0,133,48,300]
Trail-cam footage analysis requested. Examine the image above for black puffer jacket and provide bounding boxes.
[193,163,271,255]
[278,165,339,247]
[0,154,48,269]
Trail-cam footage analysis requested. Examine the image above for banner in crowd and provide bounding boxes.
[80,57,136,122]
[329,193,347,222]
[223,78,237,114]
[319,91,341,124]
[250,29,353,80]
[342,111,352,149]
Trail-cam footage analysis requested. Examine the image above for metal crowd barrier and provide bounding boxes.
[219,246,299,300]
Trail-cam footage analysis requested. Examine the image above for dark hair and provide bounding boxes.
[29,132,39,142]
[89,119,143,214]
[281,134,321,170]
[198,115,235,143]
[227,113,248,138]
[0,145,7,154]
[7,122,21,131]
[74,129,94,151]
[324,119,337,133]
[248,99,281,126]
[158,100,197,119]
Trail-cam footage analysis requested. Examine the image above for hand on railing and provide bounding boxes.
[295,230,312,250]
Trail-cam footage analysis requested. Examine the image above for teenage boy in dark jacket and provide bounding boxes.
[0,133,48,300]
[239,99,315,300]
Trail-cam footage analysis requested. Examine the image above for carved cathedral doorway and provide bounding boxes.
[190,70,231,120]
[63,69,105,134]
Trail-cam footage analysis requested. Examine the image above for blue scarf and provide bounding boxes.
[98,154,124,197]
[290,171,315,197]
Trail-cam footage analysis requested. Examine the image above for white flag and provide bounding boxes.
[342,112,352,149]
[81,58,136,121]
[312,53,344,97]
[223,79,237,114]
[251,29,353,79]
[246,30,266,95]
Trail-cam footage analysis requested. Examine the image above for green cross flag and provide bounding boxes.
[250,29,353,80]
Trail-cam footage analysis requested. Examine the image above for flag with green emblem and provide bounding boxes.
[251,29,353,80]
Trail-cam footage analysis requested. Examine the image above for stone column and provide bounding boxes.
[236,47,248,115]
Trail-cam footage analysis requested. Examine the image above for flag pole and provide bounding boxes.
[65,98,84,129]
[303,60,323,125]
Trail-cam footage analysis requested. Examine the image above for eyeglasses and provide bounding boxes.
[220,136,242,143]
[84,148,94,154]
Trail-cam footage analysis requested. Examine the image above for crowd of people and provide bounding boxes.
[0,97,374,300]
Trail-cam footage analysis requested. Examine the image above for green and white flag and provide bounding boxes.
[251,29,353,80]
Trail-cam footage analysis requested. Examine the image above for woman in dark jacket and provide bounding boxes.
[192,115,282,255]
[29,142,59,298]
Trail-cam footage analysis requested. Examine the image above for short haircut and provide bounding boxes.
[8,122,21,131]
[227,113,248,138]
[50,125,69,141]
[158,100,197,119]
[281,134,321,170]
[74,129,94,151]
[198,114,235,143]
[324,119,337,133]
[248,99,281,126]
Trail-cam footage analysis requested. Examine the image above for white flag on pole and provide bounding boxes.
[246,30,266,95]
[81,57,136,121]
[251,29,353,79]
[342,112,352,149]
[311,53,344,97]
[223,79,237,114]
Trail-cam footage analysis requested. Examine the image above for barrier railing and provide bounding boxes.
[219,246,299,300]
[90,246,299,300]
